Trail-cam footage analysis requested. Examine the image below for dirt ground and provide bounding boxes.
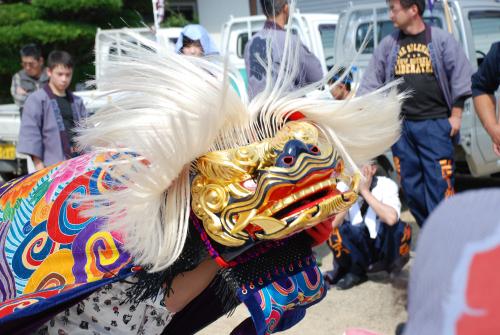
[199,211,417,335]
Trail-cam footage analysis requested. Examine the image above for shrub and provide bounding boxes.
[0,3,40,26]
[31,0,122,14]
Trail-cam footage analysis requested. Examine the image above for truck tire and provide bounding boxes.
[0,172,16,184]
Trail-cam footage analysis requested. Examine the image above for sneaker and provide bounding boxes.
[367,260,388,273]
[389,254,410,275]
[323,266,346,285]
[395,322,406,335]
[335,272,368,290]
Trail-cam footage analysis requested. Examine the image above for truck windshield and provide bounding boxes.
[469,11,500,66]
[319,24,336,69]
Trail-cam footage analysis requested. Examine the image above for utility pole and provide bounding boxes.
[249,0,257,15]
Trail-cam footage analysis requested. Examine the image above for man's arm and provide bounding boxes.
[441,31,474,136]
[474,95,500,155]
[448,106,463,137]
[10,73,27,107]
[472,43,500,155]
[361,189,398,226]
[17,94,44,169]
[163,258,219,313]
[300,43,323,84]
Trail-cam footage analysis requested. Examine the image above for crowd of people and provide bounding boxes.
[4,0,500,334]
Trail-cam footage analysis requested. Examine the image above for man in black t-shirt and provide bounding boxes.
[395,31,449,120]
[358,0,473,226]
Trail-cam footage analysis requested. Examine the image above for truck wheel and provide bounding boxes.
[0,173,16,184]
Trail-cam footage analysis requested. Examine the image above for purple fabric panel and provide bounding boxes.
[0,221,16,301]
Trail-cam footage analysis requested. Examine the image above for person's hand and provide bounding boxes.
[34,161,45,171]
[493,143,500,157]
[359,165,375,195]
[31,156,45,171]
[487,123,500,156]
[16,87,27,95]
[448,115,462,137]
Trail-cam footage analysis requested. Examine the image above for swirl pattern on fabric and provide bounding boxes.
[12,222,57,280]
[72,218,130,283]
[0,221,15,301]
[0,153,133,321]
[47,172,99,245]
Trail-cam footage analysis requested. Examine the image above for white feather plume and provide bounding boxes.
[76,2,402,272]
[78,31,249,271]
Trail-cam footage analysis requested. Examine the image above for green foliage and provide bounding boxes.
[161,12,190,28]
[122,0,153,23]
[0,3,40,26]
[0,21,95,51]
[32,0,122,14]
[31,0,124,24]
[161,11,199,28]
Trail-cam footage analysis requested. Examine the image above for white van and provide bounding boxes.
[335,0,500,177]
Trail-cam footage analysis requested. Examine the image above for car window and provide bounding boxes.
[237,32,251,58]
[355,17,443,53]
[469,11,500,65]
[355,21,395,53]
[319,24,336,70]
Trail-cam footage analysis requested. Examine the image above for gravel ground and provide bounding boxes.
[199,211,417,335]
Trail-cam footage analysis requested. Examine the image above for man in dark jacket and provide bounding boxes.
[357,0,473,226]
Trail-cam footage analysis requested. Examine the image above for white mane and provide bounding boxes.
[78,1,402,271]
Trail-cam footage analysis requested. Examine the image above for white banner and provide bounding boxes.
[152,0,166,34]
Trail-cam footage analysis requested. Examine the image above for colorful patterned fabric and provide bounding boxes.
[238,258,326,335]
[0,154,134,332]
[0,153,327,335]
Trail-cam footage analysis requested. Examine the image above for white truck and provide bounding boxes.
[334,0,500,177]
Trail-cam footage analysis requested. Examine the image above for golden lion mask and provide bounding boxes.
[191,121,360,247]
